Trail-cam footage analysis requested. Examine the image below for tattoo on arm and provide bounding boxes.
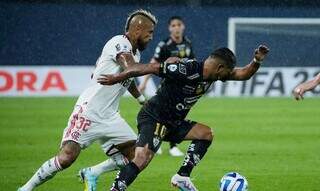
[128,81,141,98]
[116,53,136,69]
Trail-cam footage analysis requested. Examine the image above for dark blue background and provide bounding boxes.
[1,2,320,66]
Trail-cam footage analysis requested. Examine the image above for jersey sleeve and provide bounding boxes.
[158,59,203,82]
[109,36,132,61]
[153,41,167,63]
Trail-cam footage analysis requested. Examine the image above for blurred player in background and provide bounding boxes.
[98,45,269,191]
[293,73,320,100]
[18,9,156,191]
[139,16,195,156]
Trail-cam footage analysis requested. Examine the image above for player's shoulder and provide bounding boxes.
[103,35,133,53]
[164,37,175,46]
[157,38,170,48]
[107,35,131,46]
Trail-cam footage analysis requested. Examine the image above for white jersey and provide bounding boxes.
[75,35,140,120]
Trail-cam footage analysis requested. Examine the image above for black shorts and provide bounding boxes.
[136,109,197,153]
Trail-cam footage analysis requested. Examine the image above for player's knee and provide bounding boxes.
[202,126,214,141]
[133,147,153,170]
[57,153,76,168]
[58,142,80,168]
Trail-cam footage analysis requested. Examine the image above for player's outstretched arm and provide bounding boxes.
[293,73,320,100]
[98,62,160,85]
[228,45,269,81]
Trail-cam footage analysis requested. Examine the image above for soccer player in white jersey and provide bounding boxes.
[18,9,157,191]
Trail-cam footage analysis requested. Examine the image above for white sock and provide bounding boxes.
[89,152,129,177]
[20,156,62,191]
[90,158,118,177]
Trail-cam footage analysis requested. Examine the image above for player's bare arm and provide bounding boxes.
[227,45,269,81]
[97,45,270,85]
[116,52,146,104]
[117,53,137,69]
[293,73,320,100]
[98,62,160,85]
[128,81,146,104]
[127,81,140,98]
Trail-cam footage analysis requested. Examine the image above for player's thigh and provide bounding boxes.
[164,120,196,144]
[61,106,100,150]
[184,122,213,141]
[99,113,137,155]
[135,109,166,153]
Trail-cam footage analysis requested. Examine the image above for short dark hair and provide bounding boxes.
[210,47,236,69]
[168,16,184,25]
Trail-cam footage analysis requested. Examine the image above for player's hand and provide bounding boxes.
[165,57,180,64]
[254,45,269,63]
[97,74,118,85]
[293,86,306,101]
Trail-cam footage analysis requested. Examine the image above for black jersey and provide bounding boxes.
[142,59,213,124]
[153,36,195,63]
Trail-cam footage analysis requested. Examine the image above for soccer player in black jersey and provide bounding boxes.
[98,45,269,191]
[139,16,195,156]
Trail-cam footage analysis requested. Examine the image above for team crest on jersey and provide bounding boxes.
[179,50,186,58]
[153,137,160,148]
[196,84,203,94]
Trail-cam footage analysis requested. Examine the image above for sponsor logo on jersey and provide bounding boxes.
[116,44,121,51]
[168,64,178,72]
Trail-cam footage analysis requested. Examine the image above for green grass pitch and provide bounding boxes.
[0,97,319,191]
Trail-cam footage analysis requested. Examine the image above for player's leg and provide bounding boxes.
[79,141,135,191]
[171,122,213,191]
[79,140,135,179]
[111,145,154,191]
[79,114,138,191]
[18,141,81,191]
[110,110,163,191]
[178,122,213,176]
[19,105,97,191]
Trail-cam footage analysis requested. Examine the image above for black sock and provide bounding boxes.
[177,140,212,177]
[170,142,177,149]
[110,162,140,191]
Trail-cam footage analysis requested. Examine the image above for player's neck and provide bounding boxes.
[171,35,183,44]
[125,33,138,54]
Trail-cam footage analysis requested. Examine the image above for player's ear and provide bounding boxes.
[216,63,225,73]
[181,23,185,31]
